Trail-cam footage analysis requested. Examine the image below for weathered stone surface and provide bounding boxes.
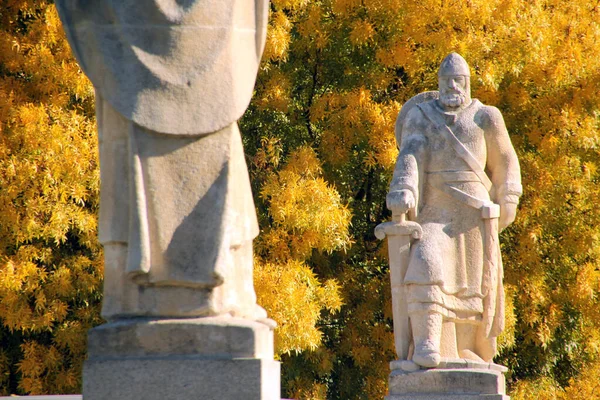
[55,0,269,135]
[389,369,505,395]
[56,3,278,399]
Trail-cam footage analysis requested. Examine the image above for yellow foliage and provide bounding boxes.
[286,379,328,400]
[248,0,600,396]
[349,20,375,46]
[3,0,600,397]
[264,11,293,62]
[254,258,342,354]
[254,146,348,357]
[257,69,292,113]
[511,377,564,400]
[561,362,600,400]
[259,146,352,260]
[0,1,101,394]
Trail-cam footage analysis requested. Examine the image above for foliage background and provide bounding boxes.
[1,0,600,398]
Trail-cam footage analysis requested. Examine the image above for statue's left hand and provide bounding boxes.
[499,203,518,231]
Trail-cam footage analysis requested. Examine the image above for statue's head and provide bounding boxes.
[438,53,471,110]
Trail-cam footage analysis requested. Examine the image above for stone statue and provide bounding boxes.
[56,2,280,399]
[55,0,270,321]
[378,53,522,373]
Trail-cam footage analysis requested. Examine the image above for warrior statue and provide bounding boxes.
[381,53,522,369]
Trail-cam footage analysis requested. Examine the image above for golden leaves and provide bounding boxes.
[0,2,101,394]
[254,259,342,354]
[254,147,348,360]
[256,69,291,113]
[250,0,600,397]
[271,0,310,11]
[264,11,292,62]
[511,377,564,400]
[314,88,398,170]
[349,20,375,47]
[260,146,351,260]
[331,0,362,16]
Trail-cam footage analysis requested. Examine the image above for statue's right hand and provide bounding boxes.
[386,190,415,214]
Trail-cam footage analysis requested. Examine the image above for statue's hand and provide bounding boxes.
[499,202,517,231]
[386,190,415,214]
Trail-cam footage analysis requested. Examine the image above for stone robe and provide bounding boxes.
[391,97,521,350]
[56,0,269,318]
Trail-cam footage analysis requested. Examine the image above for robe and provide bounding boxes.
[56,0,268,318]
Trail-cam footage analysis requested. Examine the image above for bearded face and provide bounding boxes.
[438,75,470,109]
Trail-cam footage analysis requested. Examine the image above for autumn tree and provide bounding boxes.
[3,0,600,399]
[0,0,101,394]
[245,0,600,398]
[0,0,346,394]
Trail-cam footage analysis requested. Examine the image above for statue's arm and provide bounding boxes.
[483,106,522,230]
[387,109,428,214]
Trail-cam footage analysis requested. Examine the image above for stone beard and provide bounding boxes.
[55,0,269,320]
[386,53,522,368]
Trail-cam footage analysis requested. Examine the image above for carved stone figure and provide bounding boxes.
[379,53,522,371]
[55,0,269,321]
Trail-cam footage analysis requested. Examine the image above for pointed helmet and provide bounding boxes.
[438,53,470,77]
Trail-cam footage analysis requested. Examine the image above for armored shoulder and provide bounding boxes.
[476,104,507,133]
[403,102,432,131]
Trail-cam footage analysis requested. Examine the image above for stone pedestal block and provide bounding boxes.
[83,317,280,400]
[386,359,509,400]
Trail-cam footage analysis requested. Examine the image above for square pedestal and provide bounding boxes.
[386,359,509,400]
[83,317,280,400]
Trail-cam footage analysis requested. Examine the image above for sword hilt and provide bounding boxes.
[392,211,407,224]
[375,212,423,241]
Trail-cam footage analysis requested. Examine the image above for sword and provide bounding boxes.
[375,211,422,360]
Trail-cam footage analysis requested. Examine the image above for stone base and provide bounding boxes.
[385,359,509,400]
[83,317,280,400]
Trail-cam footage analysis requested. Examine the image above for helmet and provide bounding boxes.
[438,53,470,77]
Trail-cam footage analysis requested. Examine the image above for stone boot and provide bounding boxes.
[411,311,443,368]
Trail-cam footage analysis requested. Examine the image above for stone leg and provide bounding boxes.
[83,317,280,400]
[411,311,443,367]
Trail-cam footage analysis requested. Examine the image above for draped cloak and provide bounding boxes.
[390,97,522,351]
[55,1,268,296]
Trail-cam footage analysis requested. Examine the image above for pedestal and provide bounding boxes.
[385,359,509,400]
[83,317,280,400]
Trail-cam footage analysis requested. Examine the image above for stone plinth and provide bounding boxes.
[83,317,280,400]
[386,359,509,400]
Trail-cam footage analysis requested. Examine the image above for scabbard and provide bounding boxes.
[481,205,503,338]
[375,218,422,360]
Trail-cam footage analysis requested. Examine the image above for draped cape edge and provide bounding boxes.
[55,0,269,135]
